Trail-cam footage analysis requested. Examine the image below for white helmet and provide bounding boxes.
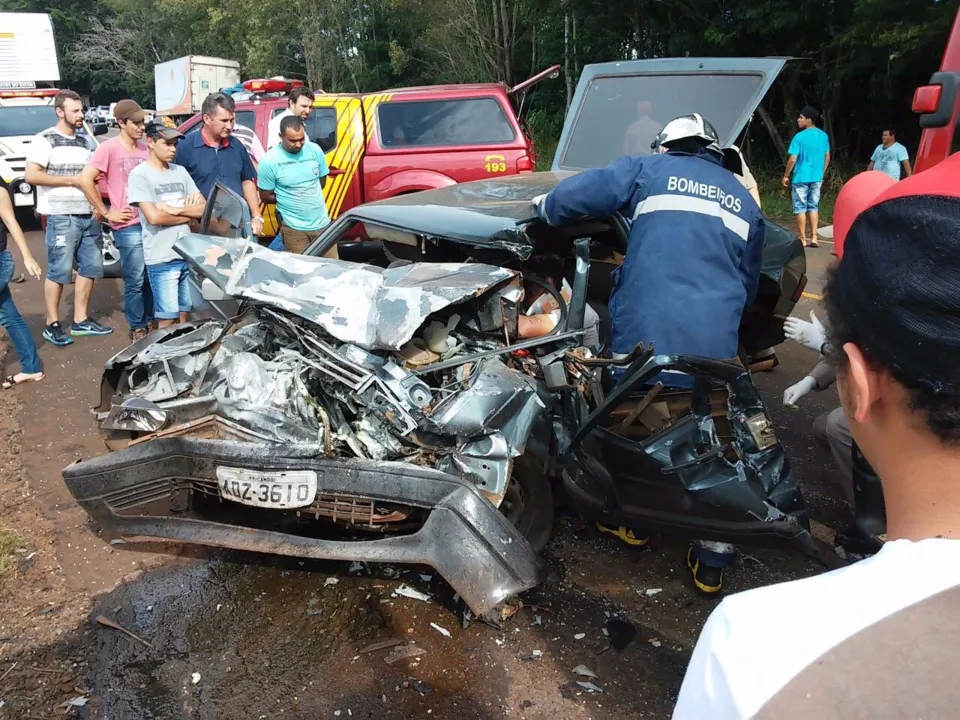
[651,113,722,156]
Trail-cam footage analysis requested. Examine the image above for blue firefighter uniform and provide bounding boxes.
[538,149,765,362]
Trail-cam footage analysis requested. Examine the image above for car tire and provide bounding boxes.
[500,453,555,552]
[101,227,122,279]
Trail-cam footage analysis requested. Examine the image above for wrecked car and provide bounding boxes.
[63,57,812,617]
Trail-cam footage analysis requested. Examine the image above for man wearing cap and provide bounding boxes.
[782,106,831,247]
[173,93,262,236]
[128,122,205,329]
[78,99,152,340]
[674,153,960,719]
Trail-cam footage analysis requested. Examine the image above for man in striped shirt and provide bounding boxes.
[26,90,114,346]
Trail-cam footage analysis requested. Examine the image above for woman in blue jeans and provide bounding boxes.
[0,181,44,387]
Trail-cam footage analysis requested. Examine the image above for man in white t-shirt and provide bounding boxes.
[25,89,114,347]
[673,152,960,718]
[267,87,314,149]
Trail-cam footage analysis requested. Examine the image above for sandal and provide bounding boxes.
[2,372,44,389]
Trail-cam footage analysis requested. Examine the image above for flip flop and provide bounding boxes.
[11,273,25,284]
[2,372,44,389]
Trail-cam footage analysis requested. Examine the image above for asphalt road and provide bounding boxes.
[0,225,846,719]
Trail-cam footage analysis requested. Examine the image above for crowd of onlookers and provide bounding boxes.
[0,87,332,386]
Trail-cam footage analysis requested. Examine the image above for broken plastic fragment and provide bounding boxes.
[191,672,201,685]
[645,588,663,596]
[324,577,339,587]
[393,585,432,602]
[574,633,586,640]
[61,696,89,708]
[576,681,603,694]
[573,665,598,678]
[430,622,451,638]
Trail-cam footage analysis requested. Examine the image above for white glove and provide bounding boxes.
[784,310,825,353]
[783,376,817,406]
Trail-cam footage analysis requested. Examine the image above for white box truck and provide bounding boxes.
[154,56,241,117]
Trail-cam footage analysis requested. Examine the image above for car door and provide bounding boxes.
[558,349,812,551]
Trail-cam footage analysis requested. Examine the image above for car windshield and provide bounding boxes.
[558,73,767,170]
[0,105,57,136]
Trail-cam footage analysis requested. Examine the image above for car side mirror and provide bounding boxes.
[92,123,109,137]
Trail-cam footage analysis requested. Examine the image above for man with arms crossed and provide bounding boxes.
[78,99,152,340]
[674,153,960,718]
[26,90,114,346]
[128,122,205,328]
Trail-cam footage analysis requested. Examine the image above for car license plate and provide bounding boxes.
[216,467,317,509]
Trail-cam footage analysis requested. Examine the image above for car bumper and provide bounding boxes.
[62,437,551,616]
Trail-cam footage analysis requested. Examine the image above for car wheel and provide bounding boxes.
[499,454,554,552]
[101,228,122,279]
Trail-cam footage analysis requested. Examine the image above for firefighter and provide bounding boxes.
[535,113,766,594]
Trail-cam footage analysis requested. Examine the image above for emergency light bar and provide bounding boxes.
[0,88,59,98]
[242,78,305,94]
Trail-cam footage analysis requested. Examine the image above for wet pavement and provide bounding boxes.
[1,224,843,718]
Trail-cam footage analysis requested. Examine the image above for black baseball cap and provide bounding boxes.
[832,153,960,392]
[144,120,184,141]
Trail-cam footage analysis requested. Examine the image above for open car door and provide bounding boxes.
[559,349,813,552]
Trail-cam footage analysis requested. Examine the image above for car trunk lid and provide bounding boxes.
[551,57,788,171]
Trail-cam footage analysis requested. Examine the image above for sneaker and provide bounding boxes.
[42,322,73,347]
[70,318,115,336]
[130,327,149,342]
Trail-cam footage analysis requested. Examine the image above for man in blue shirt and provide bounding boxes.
[868,128,912,181]
[257,116,334,256]
[782,106,831,247]
[173,93,263,236]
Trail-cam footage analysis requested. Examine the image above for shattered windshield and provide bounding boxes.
[558,73,768,170]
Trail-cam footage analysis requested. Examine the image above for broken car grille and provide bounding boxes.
[102,477,411,527]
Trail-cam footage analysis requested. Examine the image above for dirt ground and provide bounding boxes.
[0,226,844,719]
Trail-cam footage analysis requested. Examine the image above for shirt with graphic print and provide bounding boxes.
[127,163,199,264]
[89,137,149,229]
[870,142,909,180]
[26,127,97,216]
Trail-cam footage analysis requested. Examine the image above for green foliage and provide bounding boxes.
[5,0,956,166]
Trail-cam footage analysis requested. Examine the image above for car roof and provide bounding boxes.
[233,83,511,110]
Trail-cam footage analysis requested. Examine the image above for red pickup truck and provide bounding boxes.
[913,6,960,172]
[177,69,559,236]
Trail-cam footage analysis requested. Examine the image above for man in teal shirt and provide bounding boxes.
[782,106,831,247]
[258,116,335,256]
[869,128,912,181]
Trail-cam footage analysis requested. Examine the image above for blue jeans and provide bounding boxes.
[791,181,822,214]
[44,214,103,284]
[0,251,41,374]
[146,260,191,320]
[113,225,153,330]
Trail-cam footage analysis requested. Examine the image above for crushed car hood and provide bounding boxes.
[176,233,517,351]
